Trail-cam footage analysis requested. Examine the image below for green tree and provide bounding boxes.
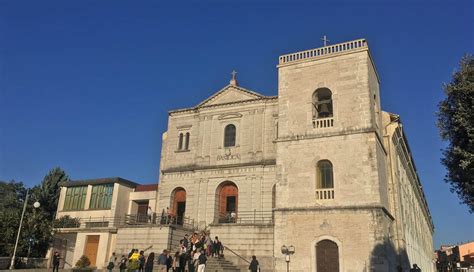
[32,167,69,221]
[0,180,27,256]
[0,167,70,257]
[437,55,474,212]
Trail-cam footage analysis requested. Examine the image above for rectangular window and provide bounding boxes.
[89,184,114,209]
[63,186,87,211]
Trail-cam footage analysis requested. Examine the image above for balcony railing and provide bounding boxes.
[216,210,273,224]
[279,39,367,65]
[316,189,334,200]
[53,213,196,230]
[313,117,334,128]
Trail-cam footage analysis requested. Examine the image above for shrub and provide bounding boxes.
[54,215,80,228]
[75,255,91,268]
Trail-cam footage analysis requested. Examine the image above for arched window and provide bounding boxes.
[184,132,190,150]
[313,88,333,119]
[224,124,236,147]
[317,160,334,189]
[178,133,184,150]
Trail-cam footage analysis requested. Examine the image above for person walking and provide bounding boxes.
[178,252,186,272]
[166,251,173,272]
[129,249,140,272]
[249,255,259,272]
[197,250,207,272]
[172,251,181,272]
[156,250,168,272]
[52,252,61,272]
[147,206,153,223]
[138,250,146,272]
[212,237,222,258]
[187,251,195,272]
[144,252,155,272]
[107,252,116,272]
[410,264,421,272]
[119,255,127,272]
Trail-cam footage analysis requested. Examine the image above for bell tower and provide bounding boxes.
[273,39,391,271]
[277,38,382,140]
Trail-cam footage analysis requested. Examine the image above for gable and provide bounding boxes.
[197,85,265,108]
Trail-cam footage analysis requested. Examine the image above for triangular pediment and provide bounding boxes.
[197,85,265,107]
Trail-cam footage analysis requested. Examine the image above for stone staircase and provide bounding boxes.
[205,256,242,272]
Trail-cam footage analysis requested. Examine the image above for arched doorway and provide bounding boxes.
[216,181,238,223]
[171,187,186,225]
[316,239,339,272]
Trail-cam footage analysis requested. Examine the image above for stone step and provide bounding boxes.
[150,256,242,272]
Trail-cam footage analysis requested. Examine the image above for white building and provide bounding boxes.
[53,38,434,271]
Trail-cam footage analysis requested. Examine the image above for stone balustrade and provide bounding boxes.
[316,188,335,200]
[313,117,334,128]
[279,39,367,65]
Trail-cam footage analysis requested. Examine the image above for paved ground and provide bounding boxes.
[0,268,108,272]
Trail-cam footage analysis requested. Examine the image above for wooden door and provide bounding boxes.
[172,189,186,215]
[316,240,339,272]
[84,235,100,266]
[177,201,186,225]
[137,202,149,222]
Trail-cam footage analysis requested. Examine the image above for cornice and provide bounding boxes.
[169,96,278,116]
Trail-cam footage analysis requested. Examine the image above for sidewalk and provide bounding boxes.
[0,268,108,272]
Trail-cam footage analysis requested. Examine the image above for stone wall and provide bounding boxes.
[273,208,394,272]
[384,113,435,271]
[159,165,277,227]
[115,227,171,256]
[210,224,274,271]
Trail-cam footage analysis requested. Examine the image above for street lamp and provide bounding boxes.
[281,245,295,272]
[10,188,40,270]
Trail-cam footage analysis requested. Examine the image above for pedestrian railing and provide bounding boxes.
[0,257,49,269]
[223,245,251,264]
[217,210,273,224]
[53,213,196,230]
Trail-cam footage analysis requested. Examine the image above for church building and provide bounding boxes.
[53,38,434,272]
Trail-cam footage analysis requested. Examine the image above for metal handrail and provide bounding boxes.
[217,210,273,224]
[53,213,197,230]
[223,245,250,264]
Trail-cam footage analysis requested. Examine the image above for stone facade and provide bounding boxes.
[158,84,278,228]
[157,39,434,271]
[53,38,434,271]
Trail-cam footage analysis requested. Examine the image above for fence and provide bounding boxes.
[217,210,273,224]
[53,213,196,230]
[0,257,48,269]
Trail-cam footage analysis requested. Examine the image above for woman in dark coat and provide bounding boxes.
[249,255,259,272]
[144,252,155,272]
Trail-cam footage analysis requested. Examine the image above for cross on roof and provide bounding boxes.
[321,35,330,47]
[229,70,238,86]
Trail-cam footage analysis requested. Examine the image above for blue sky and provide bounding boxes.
[0,1,472,248]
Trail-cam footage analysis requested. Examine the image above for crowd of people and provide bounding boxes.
[107,231,244,272]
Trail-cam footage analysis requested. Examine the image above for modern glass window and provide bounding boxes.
[63,186,87,211]
[89,184,114,209]
[178,133,184,150]
[224,124,236,147]
[317,160,334,189]
[312,88,333,118]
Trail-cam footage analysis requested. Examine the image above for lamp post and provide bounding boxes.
[10,189,40,270]
[281,245,295,272]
